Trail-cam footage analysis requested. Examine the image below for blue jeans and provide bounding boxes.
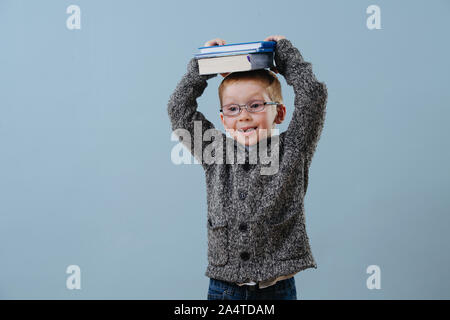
[207,277,297,300]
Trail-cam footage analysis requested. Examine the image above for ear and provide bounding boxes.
[220,113,225,126]
[274,104,286,124]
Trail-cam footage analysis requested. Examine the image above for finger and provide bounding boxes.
[204,39,215,46]
[216,38,226,46]
[204,38,226,47]
[264,35,286,42]
[265,35,278,41]
[204,39,216,46]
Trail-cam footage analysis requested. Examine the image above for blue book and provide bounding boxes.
[194,47,274,59]
[198,41,276,55]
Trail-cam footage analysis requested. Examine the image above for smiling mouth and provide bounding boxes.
[238,127,257,133]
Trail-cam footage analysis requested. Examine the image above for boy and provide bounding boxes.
[167,35,328,300]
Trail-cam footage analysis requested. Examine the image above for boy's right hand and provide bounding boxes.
[204,38,230,78]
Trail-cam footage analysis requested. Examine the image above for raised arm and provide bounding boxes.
[167,58,220,168]
[274,38,328,161]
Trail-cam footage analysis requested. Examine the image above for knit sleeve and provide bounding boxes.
[167,58,222,168]
[274,39,328,163]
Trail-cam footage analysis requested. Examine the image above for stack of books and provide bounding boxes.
[195,41,276,75]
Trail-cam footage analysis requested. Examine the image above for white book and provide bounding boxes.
[197,52,274,75]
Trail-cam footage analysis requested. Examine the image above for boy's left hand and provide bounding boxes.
[263,35,286,42]
[264,35,287,74]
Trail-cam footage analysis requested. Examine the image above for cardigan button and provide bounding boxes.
[240,251,250,261]
[238,190,247,200]
[239,223,248,232]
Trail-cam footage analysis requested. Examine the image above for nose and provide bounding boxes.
[238,107,252,120]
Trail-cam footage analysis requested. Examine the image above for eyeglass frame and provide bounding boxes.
[220,100,280,117]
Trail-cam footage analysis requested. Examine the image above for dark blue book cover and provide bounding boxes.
[194,47,274,59]
[198,41,276,54]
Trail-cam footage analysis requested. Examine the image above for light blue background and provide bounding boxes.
[1,0,449,299]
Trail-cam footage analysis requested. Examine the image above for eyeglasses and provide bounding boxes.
[220,100,279,117]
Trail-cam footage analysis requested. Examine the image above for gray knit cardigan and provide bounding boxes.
[167,39,328,283]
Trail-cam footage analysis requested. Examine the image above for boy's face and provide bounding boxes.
[220,79,286,146]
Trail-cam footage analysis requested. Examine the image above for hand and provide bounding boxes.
[204,38,226,47]
[263,35,286,42]
[204,38,230,78]
[264,35,287,74]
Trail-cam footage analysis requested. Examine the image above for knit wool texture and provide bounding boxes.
[167,39,328,283]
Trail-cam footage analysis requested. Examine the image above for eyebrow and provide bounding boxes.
[222,95,265,105]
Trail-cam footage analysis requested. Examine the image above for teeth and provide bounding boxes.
[239,127,256,132]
